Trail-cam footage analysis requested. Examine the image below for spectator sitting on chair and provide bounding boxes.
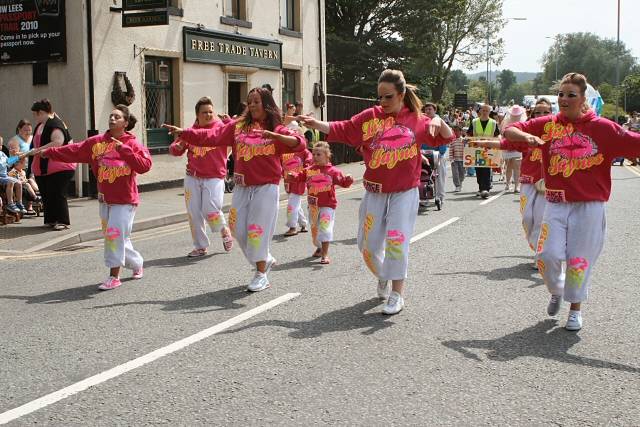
[9,157,40,214]
[0,144,27,214]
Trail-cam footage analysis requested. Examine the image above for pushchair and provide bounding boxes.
[418,149,441,211]
[224,153,235,193]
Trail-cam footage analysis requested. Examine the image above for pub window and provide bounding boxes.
[280,0,300,31]
[282,69,298,109]
[144,57,174,148]
[225,0,246,20]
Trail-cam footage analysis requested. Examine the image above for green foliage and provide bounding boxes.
[496,69,517,103]
[621,73,640,113]
[541,33,636,88]
[326,0,505,102]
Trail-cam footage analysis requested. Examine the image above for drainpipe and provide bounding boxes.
[86,0,98,197]
[317,0,325,120]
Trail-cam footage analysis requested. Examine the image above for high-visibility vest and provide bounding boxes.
[472,117,497,137]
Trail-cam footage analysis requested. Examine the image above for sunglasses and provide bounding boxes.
[557,91,579,98]
[376,93,396,101]
[532,111,551,116]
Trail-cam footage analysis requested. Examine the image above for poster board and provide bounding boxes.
[0,0,66,64]
[463,147,503,168]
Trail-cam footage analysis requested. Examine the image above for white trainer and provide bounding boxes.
[565,310,583,331]
[247,273,270,292]
[377,280,391,300]
[547,294,562,316]
[382,291,404,315]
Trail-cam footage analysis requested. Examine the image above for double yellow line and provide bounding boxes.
[0,186,364,261]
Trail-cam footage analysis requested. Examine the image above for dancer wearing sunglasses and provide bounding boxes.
[477,73,640,331]
[298,69,453,315]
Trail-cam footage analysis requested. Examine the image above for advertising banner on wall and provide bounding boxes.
[0,0,66,65]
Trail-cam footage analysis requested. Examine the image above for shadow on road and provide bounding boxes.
[0,283,102,304]
[225,298,393,338]
[144,253,224,268]
[442,319,640,374]
[90,285,251,313]
[333,237,357,246]
[271,256,325,272]
[434,262,543,287]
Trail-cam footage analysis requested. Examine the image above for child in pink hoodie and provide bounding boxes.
[164,88,305,292]
[281,149,313,236]
[169,97,233,257]
[41,105,152,291]
[286,141,353,264]
[298,69,453,315]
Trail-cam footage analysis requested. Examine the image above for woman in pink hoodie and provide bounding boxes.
[479,73,640,331]
[298,69,453,315]
[169,97,233,257]
[164,88,305,292]
[40,105,152,290]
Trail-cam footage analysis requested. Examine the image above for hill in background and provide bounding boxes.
[466,70,538,83]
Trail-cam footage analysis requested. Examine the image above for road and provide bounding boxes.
[2,165,640,425]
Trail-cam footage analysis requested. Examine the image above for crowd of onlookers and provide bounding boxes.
[0,119,42,220]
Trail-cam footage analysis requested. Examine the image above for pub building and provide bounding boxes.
[0,0,327,196]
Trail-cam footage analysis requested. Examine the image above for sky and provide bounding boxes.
[463,0,640,74]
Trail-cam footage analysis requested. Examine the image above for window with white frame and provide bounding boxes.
[225,0,247,20]
[280,0,300,32]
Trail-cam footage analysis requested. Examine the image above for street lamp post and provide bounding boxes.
[546,35,560,81]
[615,0,621,123]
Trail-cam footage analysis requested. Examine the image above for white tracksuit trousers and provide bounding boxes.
[184,175,227,250]
[228,184,279,264]
[100,203,143,270]
[536,201,606,303]
[357,188,419,281]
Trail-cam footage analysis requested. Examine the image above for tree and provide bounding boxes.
[622,73,640,113]
[400,0,505,102]
[496,69,517,103]
[447,69,470,94]
[325,1,406,97]
[531,73,548,95]
[541,33,637,88]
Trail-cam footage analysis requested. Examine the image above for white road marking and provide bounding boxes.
[479,190,507,205]
[0,293,300,425]
[410,217,460,244]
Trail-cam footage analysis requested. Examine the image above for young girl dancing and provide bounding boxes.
[299,69,453,314]
[281,148,312,236]
[286,141,353,264]
[481,73,640,330]
[40,105,152,290]
[163,88,305,292]
[169,97,233,257]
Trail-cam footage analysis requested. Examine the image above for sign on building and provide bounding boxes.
[0,0,66,64]
[184,28,282,70]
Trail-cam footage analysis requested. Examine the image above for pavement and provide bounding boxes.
[0,161,366,254]
[2,163,640,425]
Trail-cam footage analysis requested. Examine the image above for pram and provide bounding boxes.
[418,149,441,211]
[224,153,235,193]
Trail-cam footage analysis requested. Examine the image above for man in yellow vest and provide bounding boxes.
[467,104,500,199]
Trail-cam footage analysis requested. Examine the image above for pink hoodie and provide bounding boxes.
[180,119,306,186]
[169,120,227,179]
[502,110,640,202]
[328,106,453,193]
[45,131,152,205]
[288,163,353,209]
[282,149,313,195]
